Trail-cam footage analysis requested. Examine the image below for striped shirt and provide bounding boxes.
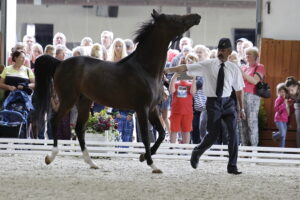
[194,89,207,111]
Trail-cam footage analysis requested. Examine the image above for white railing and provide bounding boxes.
[0,138,299,165]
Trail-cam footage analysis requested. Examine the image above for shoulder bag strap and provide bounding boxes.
[254,64,263,81]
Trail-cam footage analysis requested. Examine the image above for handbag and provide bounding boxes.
[254,66,271,98]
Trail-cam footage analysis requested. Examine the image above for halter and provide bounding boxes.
[168,35,181,50]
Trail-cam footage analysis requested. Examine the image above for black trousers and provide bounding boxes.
[190,111,201,144]
[195,97,238,167]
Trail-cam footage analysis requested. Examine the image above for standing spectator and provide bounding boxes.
[285,76,300,147]
[171,37,193,67]
[44,45,55,57]
[107,38,127,62]
[240,40,253,65]
[240,47,265,146]
[90,43,104,60]
[169,72,196,144]
[114,110,135,142]
[50,89,71,140]
[193,44,210,61]
[228,51,240,66]
[100,30,114,60]
[80,36,93,56]
[165,38,245,174]
[273,83,290,147]
[236,38,247,64]
[209,49,218,59]
[53,32,72,59]
[55,45,65,61]
[23,35,36,59]
[31,43,43,69]
[124,39,135,55]
[101,30,114,50]
[72,46,88,57]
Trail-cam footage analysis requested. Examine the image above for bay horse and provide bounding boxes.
[32,10,200,173]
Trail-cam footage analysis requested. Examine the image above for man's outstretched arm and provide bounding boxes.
[164,64,187,74]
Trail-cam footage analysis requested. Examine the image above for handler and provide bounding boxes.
[165,38,246,175]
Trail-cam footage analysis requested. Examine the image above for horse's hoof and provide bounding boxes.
[139,154,146,162]
[152,169,163,174]
[90,165,99,169]
[45,155,51,165]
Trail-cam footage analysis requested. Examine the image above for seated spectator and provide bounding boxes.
[0,50,35,98]
[7,43,31,68]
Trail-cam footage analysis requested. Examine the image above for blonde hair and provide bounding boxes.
[185,52,199,63]
[193,44,210,61]
[107,38,127,62]
[44,45,55,56]
[32,43,43,55]
[72,46,87,56]
[245,46,259,59]
[90,43,103,59]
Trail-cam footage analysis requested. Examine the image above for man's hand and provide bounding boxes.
[240,109,246,120]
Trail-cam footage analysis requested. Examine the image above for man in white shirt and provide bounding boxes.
[165,38,246,175]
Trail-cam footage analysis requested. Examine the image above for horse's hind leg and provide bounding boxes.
[140,107,165,162]
[137,108,162,173]
[45,96,76,165]
[75,96,98,169]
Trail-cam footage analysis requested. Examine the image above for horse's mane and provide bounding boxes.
[118,51,136,64]
[133,19,155,44]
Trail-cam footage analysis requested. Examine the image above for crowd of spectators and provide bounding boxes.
[0,31,299,148]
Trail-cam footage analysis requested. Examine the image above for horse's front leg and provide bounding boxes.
[140,107,165,161]
[136,108,162,173]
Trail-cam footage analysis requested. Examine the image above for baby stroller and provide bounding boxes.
[0,90,33,138]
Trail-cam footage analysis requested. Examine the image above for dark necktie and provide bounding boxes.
[216,63,225,98]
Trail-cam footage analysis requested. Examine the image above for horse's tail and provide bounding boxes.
[32,55,61,136]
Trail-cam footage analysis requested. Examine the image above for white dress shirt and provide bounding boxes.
[186,58,245,98]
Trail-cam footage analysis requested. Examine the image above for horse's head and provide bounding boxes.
[151,9,201,38]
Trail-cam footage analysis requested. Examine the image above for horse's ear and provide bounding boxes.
[151,9,159,20]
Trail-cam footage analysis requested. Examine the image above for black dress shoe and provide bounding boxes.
[227,168,242,175]
[190,148,201,169]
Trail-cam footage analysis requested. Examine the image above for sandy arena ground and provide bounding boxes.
[0,154,299,200]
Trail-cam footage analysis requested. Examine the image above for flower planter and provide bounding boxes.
[85,133,106,142]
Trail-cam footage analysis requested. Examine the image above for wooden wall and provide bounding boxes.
[259,38,300,147]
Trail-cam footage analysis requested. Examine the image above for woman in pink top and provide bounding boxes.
[272,83,289,147]
[240,47,265,146]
